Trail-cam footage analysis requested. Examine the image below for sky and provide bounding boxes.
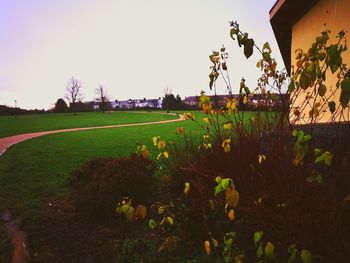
[0,0,283,110]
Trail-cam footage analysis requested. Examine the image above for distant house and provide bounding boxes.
[112,98,162,109]
[270,0,349,122]
[183,96,199,106]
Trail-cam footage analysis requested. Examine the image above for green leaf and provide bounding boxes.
[243,38,254,59]
[148,219,157,229]
[254,231,263,246]
[315,155,324,164]
[314,148,322,156]
[328,101,336,113]
[300,73,311,89]
[288,244,298,263]
[121,204,130,214]
[323,151,333,166]
[306,172,323,184]
[230,28,238,40]
[263,52,271,62]
[340,78,350,107]
[237,35,242,47]
[244,86,251,94]
[318,84,327,96]
[288,81,295,92]
[300,249,312,263]
[209,79,214,90]
[215,184,223,196]
[303,134,312,142]
[256,243,263,259]
[221,178,231,190]
[327,44,342,73]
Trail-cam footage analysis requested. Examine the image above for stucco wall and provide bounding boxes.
[291,0,349,123]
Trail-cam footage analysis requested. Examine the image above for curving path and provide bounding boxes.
[0,114,184,156]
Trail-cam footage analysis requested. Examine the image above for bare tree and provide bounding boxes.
[65,77,83,113]
[95,85,110,113]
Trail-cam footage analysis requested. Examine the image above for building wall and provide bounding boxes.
[291,0,350,123]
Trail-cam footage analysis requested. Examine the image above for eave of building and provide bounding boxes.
[269,0,320,74]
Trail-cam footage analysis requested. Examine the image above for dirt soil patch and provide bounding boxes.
[24,195,183,263]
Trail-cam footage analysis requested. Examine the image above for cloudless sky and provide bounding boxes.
[0,0,283,110]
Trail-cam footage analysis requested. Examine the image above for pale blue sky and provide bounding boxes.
[0,0,282,109]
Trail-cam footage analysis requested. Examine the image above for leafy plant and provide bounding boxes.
[71,153,156,221]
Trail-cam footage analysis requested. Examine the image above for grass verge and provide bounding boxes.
[0,111,178,138]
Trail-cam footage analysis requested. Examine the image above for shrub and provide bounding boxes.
[154,23,350,261]
[70,153,156,221]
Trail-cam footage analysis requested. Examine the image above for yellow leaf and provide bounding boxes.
[215,176,222,183]
[243,95,248,105]
[152,136,160,146]
[204,241,211,255]
[258,154,266,164]
[156,153,162,160]
[224,123,232,130]
[203,117,209,123]
[265,242,276,261]
[300,249,312,263]
[224,144,231,153]
[231,101,237,111]
[163,151,169,159]
[158,206,164,215]
[167,216,174,225]
[184,182,190,195]
[228,209,235,221]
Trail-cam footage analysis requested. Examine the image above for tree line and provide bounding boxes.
[53,77,191,114]
[53,77,111,113]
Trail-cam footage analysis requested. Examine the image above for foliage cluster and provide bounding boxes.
[130,22,349,262]
[70,153,156,221]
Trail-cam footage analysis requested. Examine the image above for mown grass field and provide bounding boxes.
[0,112,202,217]
[0,111,178,138]
[0,110,264,217]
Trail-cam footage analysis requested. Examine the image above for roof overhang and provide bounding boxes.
[269,0,320,74]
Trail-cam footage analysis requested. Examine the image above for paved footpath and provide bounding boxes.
[0,115,184,156]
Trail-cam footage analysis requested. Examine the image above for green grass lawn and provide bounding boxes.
[0,110,271,218]
[0,116,200,217]
[0,111,179,138]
